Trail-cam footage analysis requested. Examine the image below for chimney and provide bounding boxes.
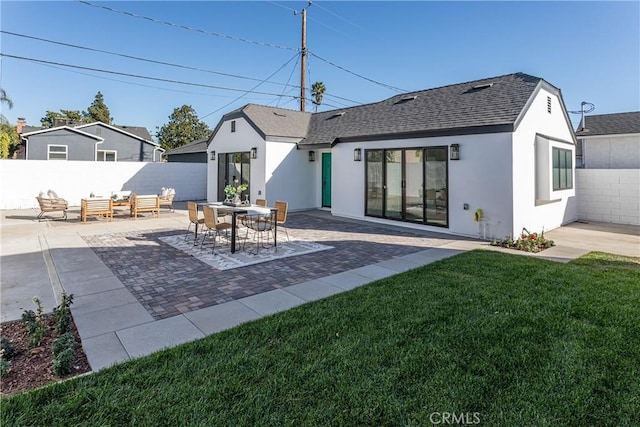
[16,117,26,134]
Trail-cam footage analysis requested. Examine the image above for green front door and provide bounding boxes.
[322,153,332,207]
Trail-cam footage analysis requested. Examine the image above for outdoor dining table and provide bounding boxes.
[203,203,277,253]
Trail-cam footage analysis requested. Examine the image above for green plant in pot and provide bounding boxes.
[474,208,483,222]
[224,180,248,205]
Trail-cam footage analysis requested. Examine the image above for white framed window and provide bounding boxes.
[47,145,68,160]
[97,150,117,161]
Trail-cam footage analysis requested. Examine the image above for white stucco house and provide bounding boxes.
[206,72,578,239]
[575,111,640,169]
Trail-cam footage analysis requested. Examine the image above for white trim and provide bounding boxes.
[578,132,640,139]
[47,144,68,160]
[22,125,104,141]
[75,122,158,146]
[97,149,117,162]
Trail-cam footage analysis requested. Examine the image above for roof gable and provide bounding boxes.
[75,122,157,145]
[575,112,640,136]
[20,125,104,141]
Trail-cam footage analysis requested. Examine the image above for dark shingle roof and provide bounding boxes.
[164,138,209,155]
[114,125,153,141]
[301,72,543,146]
[220,104,311,139]
[575,112,640,136]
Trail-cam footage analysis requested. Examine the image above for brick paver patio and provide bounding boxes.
[82,212,455,320]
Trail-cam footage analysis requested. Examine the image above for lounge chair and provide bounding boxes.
[81,198,113,223]
[130,193,160,219]
[36,195,69,220]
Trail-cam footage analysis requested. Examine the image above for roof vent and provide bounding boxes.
[472,83,494,90]
[395,95,418,104]
[273,112,287,117]
[328,112,345,119]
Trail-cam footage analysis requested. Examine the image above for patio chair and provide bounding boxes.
[242,210,276,255]
[274,200,290,242]
[200,205,233,254]
[185,202,205,244]
[255,199,267,206]
[159,188,176,212]
[81,197,113,223]
[130,193,160,219]
[36,194,68,220]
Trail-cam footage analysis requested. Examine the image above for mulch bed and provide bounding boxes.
[1,314,91,396]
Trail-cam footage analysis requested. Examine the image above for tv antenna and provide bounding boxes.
[569,101,595,131]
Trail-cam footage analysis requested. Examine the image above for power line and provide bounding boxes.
[312,1,366,31]
[1,30,359,105]
[200,53,300,120]
[310,52,406,93]
[277,54,301,107]
[1,30,294,88]
[76,0,297,51]
[0,53,301,99]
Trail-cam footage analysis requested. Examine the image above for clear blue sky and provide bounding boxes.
[1,1,638,139]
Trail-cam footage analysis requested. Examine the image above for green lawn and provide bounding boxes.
[2,251,639,426]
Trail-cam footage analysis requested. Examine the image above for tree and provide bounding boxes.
[41,110,85,128]
[0,123,19,159]
[156,105,211,151]
[85,91,112,124]
[1,88,13,109]
[311,81,326,113]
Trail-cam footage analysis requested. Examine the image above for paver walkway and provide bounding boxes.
[2,205,637,372]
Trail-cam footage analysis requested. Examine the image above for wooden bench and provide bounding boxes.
[130,194,160,219]
[81,198,113,223]
[36,196,68,220]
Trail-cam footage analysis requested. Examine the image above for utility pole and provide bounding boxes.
[295,2,312,112]
[300,7,307,112]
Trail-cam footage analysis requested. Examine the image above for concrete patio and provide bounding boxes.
[1,203,638,371]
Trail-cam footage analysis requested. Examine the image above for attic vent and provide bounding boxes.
[547,96,552,114]
[273,112,287,117]
[328,112,345,119]
[472,83,494,90]
[395,95,417,104]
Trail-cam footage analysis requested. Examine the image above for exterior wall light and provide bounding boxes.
[308,150,316,162]
[250,147,257,159]
[210,151,216,161]
[450,144,460,160]
[354,148,362,161]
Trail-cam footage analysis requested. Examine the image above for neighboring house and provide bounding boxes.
[164,138,209,163]
[575,111,640,168]
[20,122,164,162]
[207,72,577,239]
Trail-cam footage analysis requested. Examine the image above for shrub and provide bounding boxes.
[0,349,11,378]
[22,297,46,347]
[52,332,77,377]
[53,292,74,335]
[1,337,16,360]
[491,227,555,253]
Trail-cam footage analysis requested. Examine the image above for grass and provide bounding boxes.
[2,250,639,426]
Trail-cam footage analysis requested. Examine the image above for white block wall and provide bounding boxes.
[0,160,207,209]
[576,169,640,225]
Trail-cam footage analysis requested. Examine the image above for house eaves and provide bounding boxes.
[575,111,640,137]
[20,125,104,141]
[75,122,158,145]
[300,72,545,147]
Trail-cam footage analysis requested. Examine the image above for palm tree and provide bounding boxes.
[1,88,13,109]
[311,81,326,113]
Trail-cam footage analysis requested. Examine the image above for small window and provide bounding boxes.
[97,150,117,161]
[547,96,552,114]
[231,120,236,133]
[48,145,67,160]
[552,147,573,190]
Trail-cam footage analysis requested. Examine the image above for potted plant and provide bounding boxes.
[224,180,248,206]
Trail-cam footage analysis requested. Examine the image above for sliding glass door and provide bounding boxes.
[365,146,448,227]
[217,152,250,201]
